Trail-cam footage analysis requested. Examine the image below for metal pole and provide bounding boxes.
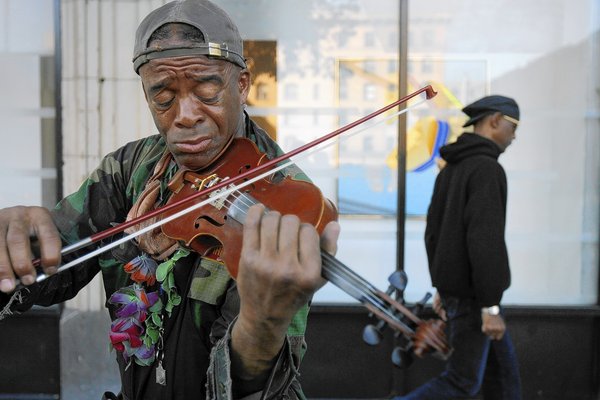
[54,0,63,202]
[393,0,409,396]
[396,0,408,274]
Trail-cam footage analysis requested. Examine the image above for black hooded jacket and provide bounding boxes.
[425,133,511,307]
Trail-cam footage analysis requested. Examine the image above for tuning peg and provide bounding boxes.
[413,292,433,314]
[391,345,414,369]
[417,292,432,305]
[387,270,408,293]
[362,320,385,345]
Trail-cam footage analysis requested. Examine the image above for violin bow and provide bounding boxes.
[29,85,437,282]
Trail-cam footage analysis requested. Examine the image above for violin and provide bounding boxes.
[155,137,451,360]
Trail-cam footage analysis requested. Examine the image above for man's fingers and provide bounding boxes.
[278,214,301,260]
[260,210,282,258]
[298,222,323,284]
[320,221,340,256]
[241,204,265,256]
[432,292,447,320]
[33,213,62,274]
[439,309,447,321]
[481,314,507,340]
[6,219,36,284]
[0,206,62,293]
[0,223,17,292]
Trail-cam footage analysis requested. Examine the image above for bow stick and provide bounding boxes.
[28,85,437,283]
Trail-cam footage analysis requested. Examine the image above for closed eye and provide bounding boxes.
[155,97,174,109]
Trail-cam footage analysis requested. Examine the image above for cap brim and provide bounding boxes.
[462,112,493,127]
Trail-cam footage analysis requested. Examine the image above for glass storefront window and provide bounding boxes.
[405,0,600,305]
[220,0,600,306]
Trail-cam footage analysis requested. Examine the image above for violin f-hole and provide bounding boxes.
[194,215,225,229]
[238,164,252,174]
[237,164,256,192]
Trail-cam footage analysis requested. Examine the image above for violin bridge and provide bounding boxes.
[208,183,235,210]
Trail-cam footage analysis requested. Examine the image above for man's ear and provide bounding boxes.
[238,69,251,104]
[138,66,150,103]
[489,112,503,128]
[141,81,149,103]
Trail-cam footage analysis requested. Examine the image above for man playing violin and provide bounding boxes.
[0,1,339,399]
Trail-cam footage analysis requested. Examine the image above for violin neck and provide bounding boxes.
[225,189,416,336]
[320,251,416,336]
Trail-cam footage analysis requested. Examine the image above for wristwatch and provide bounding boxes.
[481,305,501,316]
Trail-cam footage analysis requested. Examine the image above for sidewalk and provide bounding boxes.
[60,309,120,400]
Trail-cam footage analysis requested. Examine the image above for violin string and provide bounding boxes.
[216,191,422,338]
[32,99,426,284]
[321,251,415,335]
[217,189,403,324]
[211,179,419,336]
[220,190,389,307]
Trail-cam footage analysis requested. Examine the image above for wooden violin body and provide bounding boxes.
[161,138,336,278]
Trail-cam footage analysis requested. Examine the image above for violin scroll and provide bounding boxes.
[362,270,408,346]
[362,271,452,366]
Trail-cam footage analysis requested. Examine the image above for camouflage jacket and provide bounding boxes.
[0,115,309,400]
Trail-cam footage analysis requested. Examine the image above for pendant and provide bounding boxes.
[156,360,167,386]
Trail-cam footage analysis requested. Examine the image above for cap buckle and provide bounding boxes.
[208,42,229,58]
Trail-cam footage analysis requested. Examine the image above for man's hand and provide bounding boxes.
[0,206,62,293]
[481,313,506,341]
[231,204,340,381]
[432,291,447,321]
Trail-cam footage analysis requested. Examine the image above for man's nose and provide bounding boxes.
[175,96,203,128]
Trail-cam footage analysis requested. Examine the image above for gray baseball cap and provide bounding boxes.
[132,0,247,74]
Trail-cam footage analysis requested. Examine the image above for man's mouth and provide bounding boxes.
[175,137,212,153]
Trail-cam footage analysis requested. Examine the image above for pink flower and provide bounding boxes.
[110,317,144,350]
[109,316,155,364]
